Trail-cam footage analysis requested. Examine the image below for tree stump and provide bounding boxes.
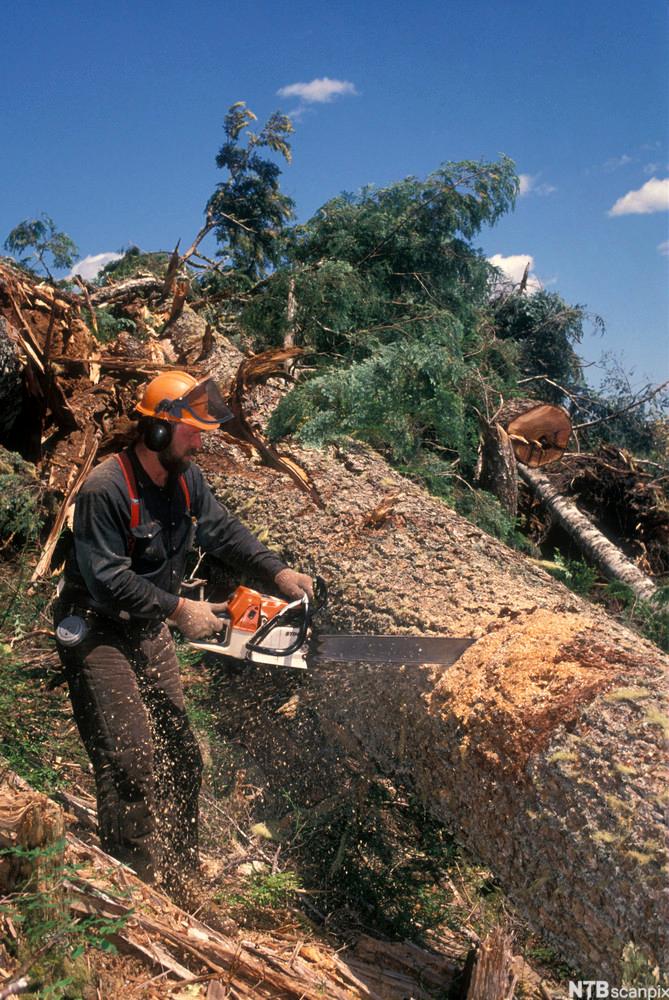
[461,926,516,1000]
[0,769,66,927]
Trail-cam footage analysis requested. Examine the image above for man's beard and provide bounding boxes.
[157,445,196,475]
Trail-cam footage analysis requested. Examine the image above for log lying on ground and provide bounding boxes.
[519,464,658,602]
[198,434,669,981]
[534,446,669,580]
[0,767,461,998]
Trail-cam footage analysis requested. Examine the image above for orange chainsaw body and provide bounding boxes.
[227,587,289,633]
[187,586,309,668]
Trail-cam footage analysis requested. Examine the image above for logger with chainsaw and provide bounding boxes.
[53,370,313,889]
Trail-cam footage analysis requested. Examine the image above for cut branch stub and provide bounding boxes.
[504,402,572,468]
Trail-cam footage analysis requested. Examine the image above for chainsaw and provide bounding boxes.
[187,577,474,670]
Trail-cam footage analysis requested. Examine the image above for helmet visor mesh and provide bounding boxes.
[156,378,234,426]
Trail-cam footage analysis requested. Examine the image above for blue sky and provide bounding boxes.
[1,0,667,384]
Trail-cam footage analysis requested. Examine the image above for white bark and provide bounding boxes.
[519,464,657,602]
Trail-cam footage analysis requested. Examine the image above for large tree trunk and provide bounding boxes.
[197,429,668,982]
[519,464,658,602]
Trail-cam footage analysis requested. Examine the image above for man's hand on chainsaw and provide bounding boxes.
[170,598,229,640]
[274,568,314,601]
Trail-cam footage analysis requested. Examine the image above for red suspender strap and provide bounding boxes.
[114,452,141,532]
[178,474,191,513]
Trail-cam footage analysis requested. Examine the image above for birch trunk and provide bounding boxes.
[519,464,657,602]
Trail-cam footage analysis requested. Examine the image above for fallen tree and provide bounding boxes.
[519,464,658,601]
[195,425,668,982]
[478,400,661,601]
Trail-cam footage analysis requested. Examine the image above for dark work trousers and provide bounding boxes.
[55,612,203,885]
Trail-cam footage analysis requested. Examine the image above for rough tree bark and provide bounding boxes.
[477,420,518,516]
[195,407,668,982]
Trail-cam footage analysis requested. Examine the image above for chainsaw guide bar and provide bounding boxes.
[187,577,474,671]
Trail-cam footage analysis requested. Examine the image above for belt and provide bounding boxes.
[58,596,164,639]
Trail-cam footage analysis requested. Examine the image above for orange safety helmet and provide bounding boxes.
[134,371,233,431]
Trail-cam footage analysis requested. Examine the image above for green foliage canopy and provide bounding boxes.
[4,214,78,280]
[207,102,295,278]
[242,157,520,482]
[491,288,597,404]
[95,246,172,284]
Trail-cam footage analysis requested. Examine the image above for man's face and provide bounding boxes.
[158,422,203,474]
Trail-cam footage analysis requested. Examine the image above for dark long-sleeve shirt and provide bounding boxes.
[63,448,287,621]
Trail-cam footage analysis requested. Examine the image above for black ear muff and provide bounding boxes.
[144,419,173,452]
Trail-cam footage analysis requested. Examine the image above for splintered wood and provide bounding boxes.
[0,770,459,999]
[461,926,517,1000]
[62,834,459,999]
[0,775,65,897]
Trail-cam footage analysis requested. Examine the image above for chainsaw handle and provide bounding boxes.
[245,593,311,660]
[244,576,326,661]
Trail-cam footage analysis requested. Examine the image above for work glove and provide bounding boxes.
[274,568,314,601]
[170,598,229,640]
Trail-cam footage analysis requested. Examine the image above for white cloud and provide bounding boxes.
[277,77,357,104]
[608,177,669,216]
[488,253,542,292]
[518,174,532,196]
[658,241,669,256]
[518,173,556,197]
[603,154,634,172]
[69,252,122,281]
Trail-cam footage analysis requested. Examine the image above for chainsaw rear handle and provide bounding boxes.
[245,575,327,661]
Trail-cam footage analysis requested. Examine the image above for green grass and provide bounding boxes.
[0,644,64,792]
[0,565,88,793]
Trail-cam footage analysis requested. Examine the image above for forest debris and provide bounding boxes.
[31,426,101,580]
[167,279,190,326]
[161,242,182,300]
[1,768,463,999]
[363,492,402,528]
[89,275,164,306]
[0,260,95,360]
[0,783,65,896]
[62,832,390,998]
[538,446,669,577]
[73,275,98,335]
[349,934,460,997]
[53,789,97,831]
[225,347,323,508]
